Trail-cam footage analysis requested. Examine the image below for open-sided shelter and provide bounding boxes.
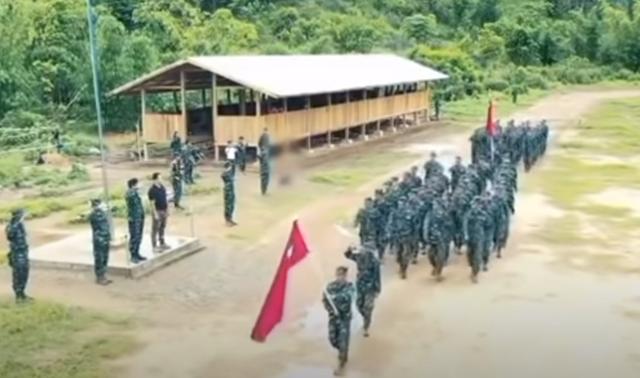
[109,54,447,159]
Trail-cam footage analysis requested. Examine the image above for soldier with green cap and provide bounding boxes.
[170,155,185,210]
[5,208,32,303]
[323,265,355,376]
[344,241,381,338]
[89,198,112,285]
[221,161,237,226]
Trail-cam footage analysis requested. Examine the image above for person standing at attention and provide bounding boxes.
[170,156,185,210]
[5,208,33,303]
[148,172,170,252]
[126,178,147,264]
[89,198,112,285]
[221,162,237,226]
[237,136,247,174]
[225,140,237,175]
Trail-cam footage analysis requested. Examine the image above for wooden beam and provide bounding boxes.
[327,93,332,146]
[306,96,311,150]
[139,89,146,161]
[212,73,219,161]
[361,89,366,139]
[180,70,186,139]
[376,88,383,134]
[201,89,206,108]
[256,92,262,117]
[283,97,288,145]
[239,88,246,116]
[345,92,350,141]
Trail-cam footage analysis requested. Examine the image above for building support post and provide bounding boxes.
[376,87,383,136]
[305,96,311,151]
[345,92,350,143]
[361,89,367,140]
[327,93,333,147]
[180,70,187,140]
[212,73,219,161]
[139,89,146,161]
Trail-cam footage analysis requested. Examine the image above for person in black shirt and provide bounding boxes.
[148,172,170,252]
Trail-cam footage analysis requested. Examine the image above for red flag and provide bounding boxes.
[486,100,497,136]
[251,220,310,342]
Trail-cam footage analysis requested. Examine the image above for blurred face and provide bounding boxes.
[456,157,462,164]
[335,269,347,282]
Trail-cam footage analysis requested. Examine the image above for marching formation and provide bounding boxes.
[323,119,548,375]
[353,119,549,284]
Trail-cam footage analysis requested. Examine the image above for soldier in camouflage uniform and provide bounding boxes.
[423,151,443,181]
[425,197,452,281]
[345,241,381,337]
[6,208,32,303]
[126,178,147,264]
[221,162,237,226]
[449,156,466,192]
[323,266,355,376]
[465,197,487,283]
[394,200,414,279]
[181,141,196,185]
[258,147,270,195]
[170,131,182,157]
[372,190,387,261]
[237,136,248,173]
[171,156,185,209]
[89,199,112,285]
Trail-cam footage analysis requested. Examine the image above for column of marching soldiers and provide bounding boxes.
[323,120,549,376]
[353,119,549,284]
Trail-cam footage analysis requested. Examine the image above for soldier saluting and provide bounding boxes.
[344,241,381,337]
[6,208,33,303]
[323,266,354,376]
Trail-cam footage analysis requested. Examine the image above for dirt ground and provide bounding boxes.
[2,88,640,378]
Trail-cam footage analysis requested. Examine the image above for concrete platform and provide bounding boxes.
[30,232,203,279]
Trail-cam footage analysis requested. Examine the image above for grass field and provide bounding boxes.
[530,96,640,247]
[0,300,136,378]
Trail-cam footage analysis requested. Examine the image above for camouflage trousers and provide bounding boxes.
[260,170,270,195]
[482,225,494,266]
[395,240,413,277]
[11,263,29,298]
[466,239,483,276]
[173,180,183,207]
[328,316,351,364]
[428,240,449,274]
[184,164,194,184]
[223,188,235,222]
[356,290,377,331]
[128,219,144,258]
[93,241,110,280]
[374,234,386,260]
[495,219,510,254]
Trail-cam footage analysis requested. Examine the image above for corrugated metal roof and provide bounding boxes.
[109,54,448,98]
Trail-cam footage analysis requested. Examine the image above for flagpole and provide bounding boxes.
[86,0,112,227]
[295,219,339,314]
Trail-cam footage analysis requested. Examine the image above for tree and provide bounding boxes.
[505,27,540,66]
[402,14,438,44]
[473,0,500,26]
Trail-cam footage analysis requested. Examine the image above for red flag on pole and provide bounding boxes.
[250,220,310,342]
[486,99,497,137]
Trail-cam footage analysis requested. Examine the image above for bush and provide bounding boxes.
[485,79,509,92]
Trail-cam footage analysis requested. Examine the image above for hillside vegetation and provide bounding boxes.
[1,0,639,136]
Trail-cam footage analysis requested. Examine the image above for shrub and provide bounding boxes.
[485,79,509,92]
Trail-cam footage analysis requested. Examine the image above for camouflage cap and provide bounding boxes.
[90,198,102,207]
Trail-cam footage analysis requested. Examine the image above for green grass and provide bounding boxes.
[0,153,91,190]
[531,96,640,250]
[445,89,549,124]
[310,151,417,188]
[570,97,640,155]
[0,300,137,378]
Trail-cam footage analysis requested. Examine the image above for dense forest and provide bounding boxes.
[1,0,639,139]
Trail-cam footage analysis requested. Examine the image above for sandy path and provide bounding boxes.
[2,89,640,378]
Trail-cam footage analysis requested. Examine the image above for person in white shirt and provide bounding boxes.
[225,140,237,175]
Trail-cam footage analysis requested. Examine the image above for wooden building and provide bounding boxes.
[109,54,447,158]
